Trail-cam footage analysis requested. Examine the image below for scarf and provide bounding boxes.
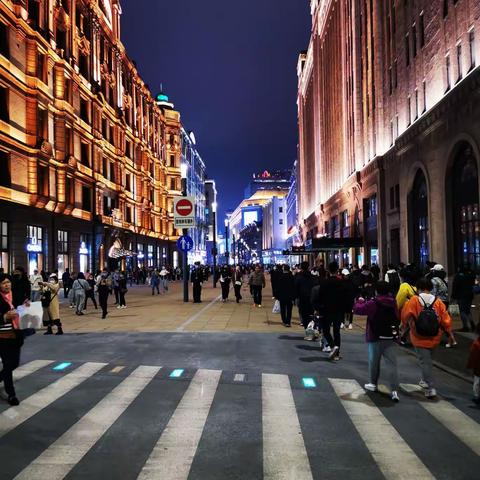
[1,291,19,329]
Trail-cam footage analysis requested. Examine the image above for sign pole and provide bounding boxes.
[181,179,189,303]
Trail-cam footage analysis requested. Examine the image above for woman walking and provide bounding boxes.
[0,273,24,405]
[71,273,90,316]
[84,272,98,311]
[249,265,266,307]
[39,273,63,335]
[233,266,243,303]
[220,265,232,302]
[276,265,295,327]
[117,271,127,309]
[96,269,112,319]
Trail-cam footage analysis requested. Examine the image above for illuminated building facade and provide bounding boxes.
[0,0,182,274]
[298,0,480,271]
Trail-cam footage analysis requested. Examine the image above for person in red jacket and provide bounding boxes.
[401,277,452,399]
[467,323,480,405]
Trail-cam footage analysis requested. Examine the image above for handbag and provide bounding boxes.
[448,303,460,317]
[272,300,280,314]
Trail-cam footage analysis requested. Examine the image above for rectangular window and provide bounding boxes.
[420,13,425,48]
[279,206,283,213]
[80,142,90,167]
[405,34,410,66]
[80,98,89,123]
[27,225,43,248]
[102,118,108,138]
[0,151,11,187]
[110,162,116,183]
[65,126,72,157]
[0,86,8,122]
[395,184,400,209]
[37,164,49,196]
[279,219,283,225]
[57,230,69,254]
[390,119,394,146]
[457,44,463,81]
[109,125,115,146]
[423,80,427,112]
[126,173,131,191]
[443,0,448,18]
[390,186,395,210]
[37,54,47,83]
[82,186,92,212]
[407,96,411,126]
[170,178,176,190]
[169,154,175,167]
[469,29,476,69]
[65,177,75,204]
[64,77,72,103]
[125,206,132,223]
[393,59,398,88]
[415,89,419,119]
[412,25,417,57]
[125,140,132,158]
[0,221,8,252]
[37,107,48,141]
[0,22,9,58]
[79,53,89,79]
[446,54,451,90]
[102,157,108,178]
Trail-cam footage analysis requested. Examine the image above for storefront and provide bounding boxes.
[57,230,70,276]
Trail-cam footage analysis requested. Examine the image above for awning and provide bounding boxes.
[283,237,363,255]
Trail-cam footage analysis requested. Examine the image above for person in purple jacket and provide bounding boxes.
[353,281,401,402]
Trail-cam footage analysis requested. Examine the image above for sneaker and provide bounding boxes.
[329,346,340,360]
[425,388,437,399]
[7,396,20,406]
[418,380,429,389]
[117,305,122,309]
[304,336,314,341]
[322,346,332,353]
[121,305,127,309]
[257,305,262,308]
[69,305,74,309]
[391,391,400,402]
[348,324,353,330]
[340,323,345,329]
[364,383,377,392]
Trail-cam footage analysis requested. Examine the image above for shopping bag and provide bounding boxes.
[17,301,44,330]
[272,300,280,314]
[448,303,460,317]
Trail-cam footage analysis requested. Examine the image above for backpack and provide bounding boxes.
[387,272,401,295]
[372,300,399,339]
[40,289,57,308]
[415,296,440,337]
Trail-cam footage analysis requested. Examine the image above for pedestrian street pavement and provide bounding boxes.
[1,352,479,480]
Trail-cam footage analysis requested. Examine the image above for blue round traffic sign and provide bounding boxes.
[177,235,194,252]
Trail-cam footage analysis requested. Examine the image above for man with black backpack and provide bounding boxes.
[353,281,400,402]
[401,277,452,399]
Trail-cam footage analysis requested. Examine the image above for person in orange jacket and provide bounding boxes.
[467,323,480,405]
[401,277,452,399]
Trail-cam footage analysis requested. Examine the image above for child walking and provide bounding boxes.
[353,281,401,402]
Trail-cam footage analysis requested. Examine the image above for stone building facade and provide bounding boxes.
[0,0,182,274]
[298,0,480,273]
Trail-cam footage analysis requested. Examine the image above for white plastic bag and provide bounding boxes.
[17,301,44,330]
[272,300,280,314]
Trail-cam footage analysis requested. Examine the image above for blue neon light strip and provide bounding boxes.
[302,377,317,388]
[53,362,72,371]
[169,369,184,378]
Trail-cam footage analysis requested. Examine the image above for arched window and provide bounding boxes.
[409,170,429,267]
[451,143,480,271]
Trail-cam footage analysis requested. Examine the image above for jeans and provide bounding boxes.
[152,283,160,295]
[0,344,21,397]
[280,300,293,325]
[31,291,41,302]
[251,285,263,305]
[322,312,343,349]
[368,340,399,390]
[415,346,435,388]
[75,292,86,313]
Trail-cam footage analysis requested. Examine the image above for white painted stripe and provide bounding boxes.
[401,383,480,456]
[329,378,433,480]
[137,369,221,480]
[176,295,221,332]
[262,373,313,480]
[110,366,125,373]
[13,360,55,381]
[0,362,106,438]
[14,365,160,480]
[234,374,245,382]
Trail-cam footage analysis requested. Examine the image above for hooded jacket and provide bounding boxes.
[353,295,399,342]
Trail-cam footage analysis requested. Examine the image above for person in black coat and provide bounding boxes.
[276,265,295,327]
[452,265,477,332]
[11,267,31,308]
[191,262,204,303]
[341,269,357,329]
[270,264,283,299]
[294,262,318,329]
[219,265,232,302]
[0,273,24,406]
[233,266,243,303]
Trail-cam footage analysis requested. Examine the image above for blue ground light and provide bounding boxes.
[169,369,185,378]
[53,362,72,371]
[302,377,317,388]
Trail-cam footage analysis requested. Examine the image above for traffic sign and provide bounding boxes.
[177,235,194,252]
[174,196,196,228]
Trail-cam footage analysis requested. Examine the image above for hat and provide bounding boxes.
[49,273,58,279]
[341,268,350,276]
[431,264,445,271]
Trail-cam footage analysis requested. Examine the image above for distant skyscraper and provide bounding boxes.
[244,170,291,199]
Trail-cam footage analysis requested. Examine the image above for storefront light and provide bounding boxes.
[138,253,145,259]
[27,243,42,253]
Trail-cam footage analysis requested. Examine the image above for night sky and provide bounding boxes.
[120,0,311,220]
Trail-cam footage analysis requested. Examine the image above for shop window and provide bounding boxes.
[0,151,11,187]
[82,186,92,212]
[0,86,8,122]
[57,230,69,254]
[0,22,8,59]
[37,164,49,197]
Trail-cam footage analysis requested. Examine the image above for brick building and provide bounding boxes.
[0,0,182,274]
[298,0,480,272]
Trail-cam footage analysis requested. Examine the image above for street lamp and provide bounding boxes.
[224,218,229,266]
[181,162,189,302]
[212,201,217,288]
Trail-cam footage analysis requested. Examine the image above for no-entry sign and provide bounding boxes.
[174,196,196,228]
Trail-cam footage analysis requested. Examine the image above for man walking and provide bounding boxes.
[29,269,43,302]
[96,269,112,319]
[249,265,266,307]
[295,262,317,334]
[191,262,204,303]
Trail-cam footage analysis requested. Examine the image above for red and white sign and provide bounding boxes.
[174,196,196,228]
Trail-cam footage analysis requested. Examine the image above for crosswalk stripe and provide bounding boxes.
[137,369,221,480]
[262,373,313,480]
[13,365,161,480]
[13,360,54,381]
[401,383,480,456]
[329,378,434,480]
[0,362,106,439]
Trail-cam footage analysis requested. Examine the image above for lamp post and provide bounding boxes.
[224,218,229,265]
[212,201,217,288]
[181,162,189,303]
